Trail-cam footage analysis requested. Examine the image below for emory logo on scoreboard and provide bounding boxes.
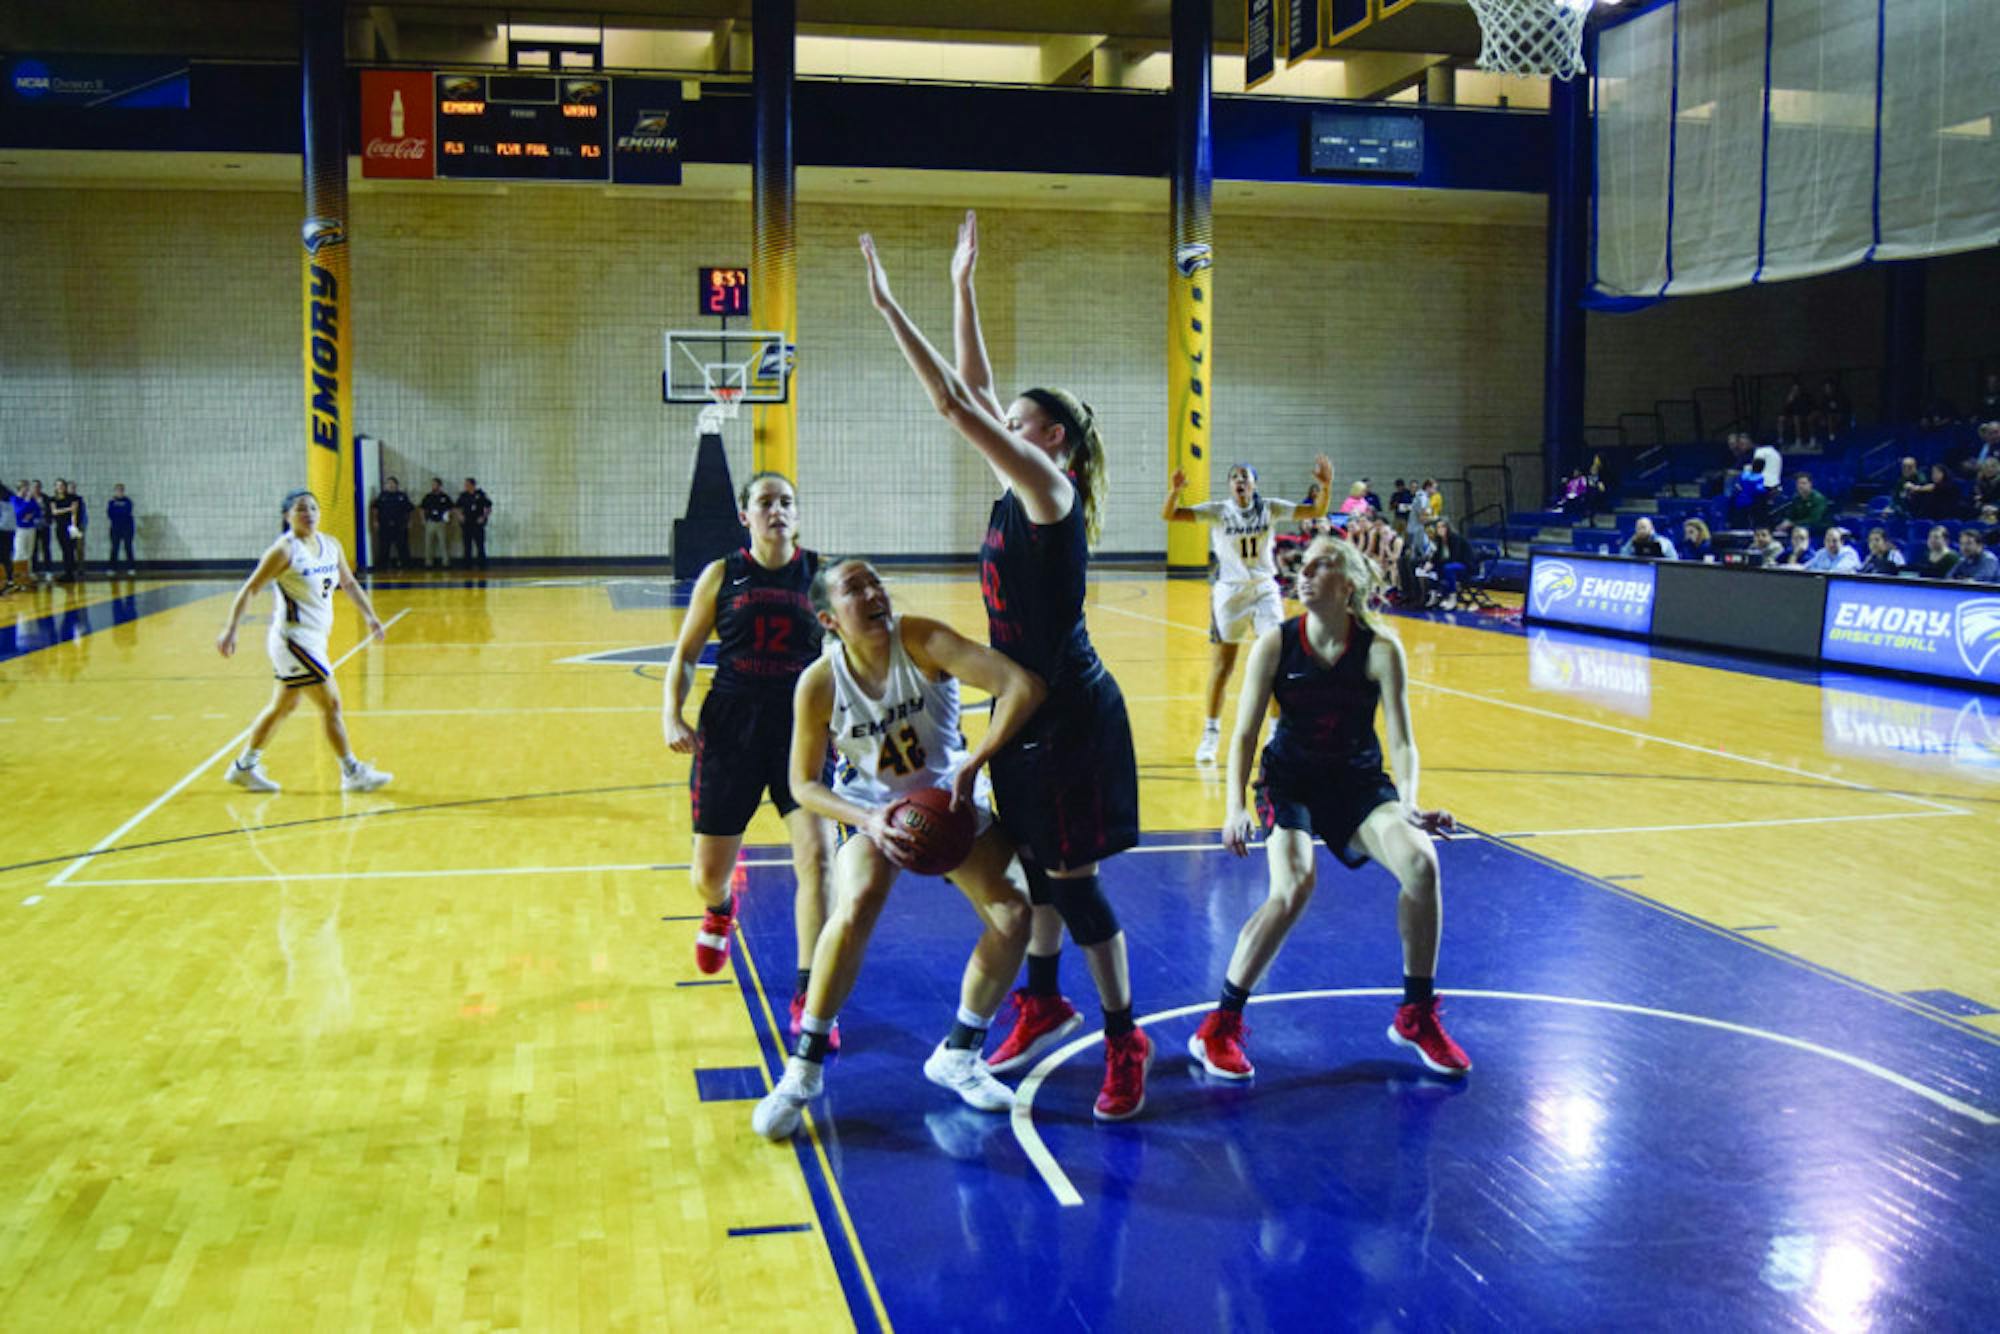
[360,70,434,180]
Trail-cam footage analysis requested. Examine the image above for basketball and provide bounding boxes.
[885,787,977,877]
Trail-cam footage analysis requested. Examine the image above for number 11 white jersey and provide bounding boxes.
[1192,496,1300,583]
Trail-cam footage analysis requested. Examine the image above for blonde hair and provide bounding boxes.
[1022,387,1105,547]
[1683,517,1711,545]
[1302,535,1390,637]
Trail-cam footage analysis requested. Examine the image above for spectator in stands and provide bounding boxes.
[1620,517,1678,561]
[1418,479,1444,523]
[1362,479,1382,513]
[1976,453,2000,509]
[1888,456,1923,517]
[1773,472,1831,536]
[1745,526,1785,567]
[1908,463,1965,521]
[1557,463,1606,520]
[1338,482,1371,517]
[1977,374,2000,423]
[48,480,81,582]
[1777,378,1809,445]
[1981,502,2000,543]
[1949,529,1999,583]
[1390,480,1413,523]
[1777,526,1814,569]
[1858,526,1906,576]
[1729,441,1783,525]
[1803,526,1860,573]
[1812,378,1850,445]
[1913,525,1960,580]
[1425,518,1475,607]
[1680,518,1715,562]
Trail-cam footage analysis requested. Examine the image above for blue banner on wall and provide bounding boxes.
[5,55,190,109]
[611,78,682,185]
[1821,578,2000,687]
[1526,552,1658,635]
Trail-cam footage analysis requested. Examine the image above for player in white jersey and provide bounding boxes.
[1164,456,1333,763]
[752,558,1048,1141]
[215,490,392,794]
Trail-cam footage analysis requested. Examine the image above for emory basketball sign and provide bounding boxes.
[1528,554,1657,635]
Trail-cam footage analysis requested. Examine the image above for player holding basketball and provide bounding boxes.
[860,211,1152,1121]
[1163,456,1334,764]
[751,558,1047,1139]
[663,472,834,1039]
[1192,534,1470,1080]
[214,489,391,794]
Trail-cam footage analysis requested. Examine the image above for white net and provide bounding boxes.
[1467,0,1591,79]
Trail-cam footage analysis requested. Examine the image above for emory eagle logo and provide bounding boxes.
[1531,560,1579,616]
[1174,242,1212,277]
[1954,598,2000,678]
[302,216,345,256]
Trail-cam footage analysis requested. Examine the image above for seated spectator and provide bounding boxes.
[1557,460,1608,520]
[1811,378,1850,445]
[1975,456,2000,510]
[1947,528,1999,583]
[1777,377,1809,446]
[1857,526,1906,576]
[1803,526,1861,573]
[1981,502,2000,545]
[1620,517,1679,560]
[1338,482,1372,517]
[1776,526,1815,568]
[1743,526,1785,567]
[1680,518,1715,562]
[1913,525,1960,580]
[1907,463,1965,521]
[1978,373,2000,424]
[1888,456,1923,517]
[1361,479,1382,513]
[1773,472,1831,535]
[1954,420,2000,479]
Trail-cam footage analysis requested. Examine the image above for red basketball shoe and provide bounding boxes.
[1388,997,1471,1075]
[789,993,840,1053]
[982,989,1083,1075]
[1094,1027,1153,1122]
[693,893,737,975]
[1188,1009,1254,1080]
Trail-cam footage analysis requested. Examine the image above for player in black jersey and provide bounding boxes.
[1191,535,1470,1081]
[861,211,1151,1121]
[663,472,836,1042]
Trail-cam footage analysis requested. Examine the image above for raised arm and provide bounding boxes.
[861,232,1072,524]
[215,542,293,657]
[336,552,387,642]
[1296,455,1336,520]
[1162,468,1204,523]
[901,614,1048,810]
[788,659,919,864]
[662,559,724,752]
[1222,628,1283,855]
[950,210,1005,422]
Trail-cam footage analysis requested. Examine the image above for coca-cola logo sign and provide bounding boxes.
[365,137,429,159]
[360,71,435,179]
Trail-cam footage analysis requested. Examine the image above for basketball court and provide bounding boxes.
[2,571,1994,1327]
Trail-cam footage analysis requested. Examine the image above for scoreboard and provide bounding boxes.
[1306,111,1424,177]
[436,73,609,181]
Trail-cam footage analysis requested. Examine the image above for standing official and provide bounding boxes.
[456,478,492,570]
[420,478,454,569]
[105,484,136,575]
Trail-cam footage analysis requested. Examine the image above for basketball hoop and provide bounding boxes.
[1465,0,1590,80]
[697,386,744,435]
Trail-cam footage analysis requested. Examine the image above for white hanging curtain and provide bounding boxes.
[1591,0,2000,303]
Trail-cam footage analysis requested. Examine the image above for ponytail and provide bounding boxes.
[1022,386,1106,547]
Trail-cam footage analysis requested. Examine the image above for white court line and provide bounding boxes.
[47,609,410,889]
[1499,809,1968,839]
[347,705,656,717]
[78,861,677,887]
[1095,599,1967,818]
[1011,988,2000,1207]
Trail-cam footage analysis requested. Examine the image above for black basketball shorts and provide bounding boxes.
[989,670,1140,872]
[1254,764,1402,869]
[691,689,808,837]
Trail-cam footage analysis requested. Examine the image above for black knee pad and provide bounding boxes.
[1022,860,1056,908]
[1050,873,1119,947]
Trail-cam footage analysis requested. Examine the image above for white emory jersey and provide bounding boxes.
[269,531,343,639]
[1192,496,1300,582]
[828,617,971,809]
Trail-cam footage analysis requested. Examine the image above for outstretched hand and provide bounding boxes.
[950,209,979,288]
[860,233,895,313]
[1311,454,1335,490]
